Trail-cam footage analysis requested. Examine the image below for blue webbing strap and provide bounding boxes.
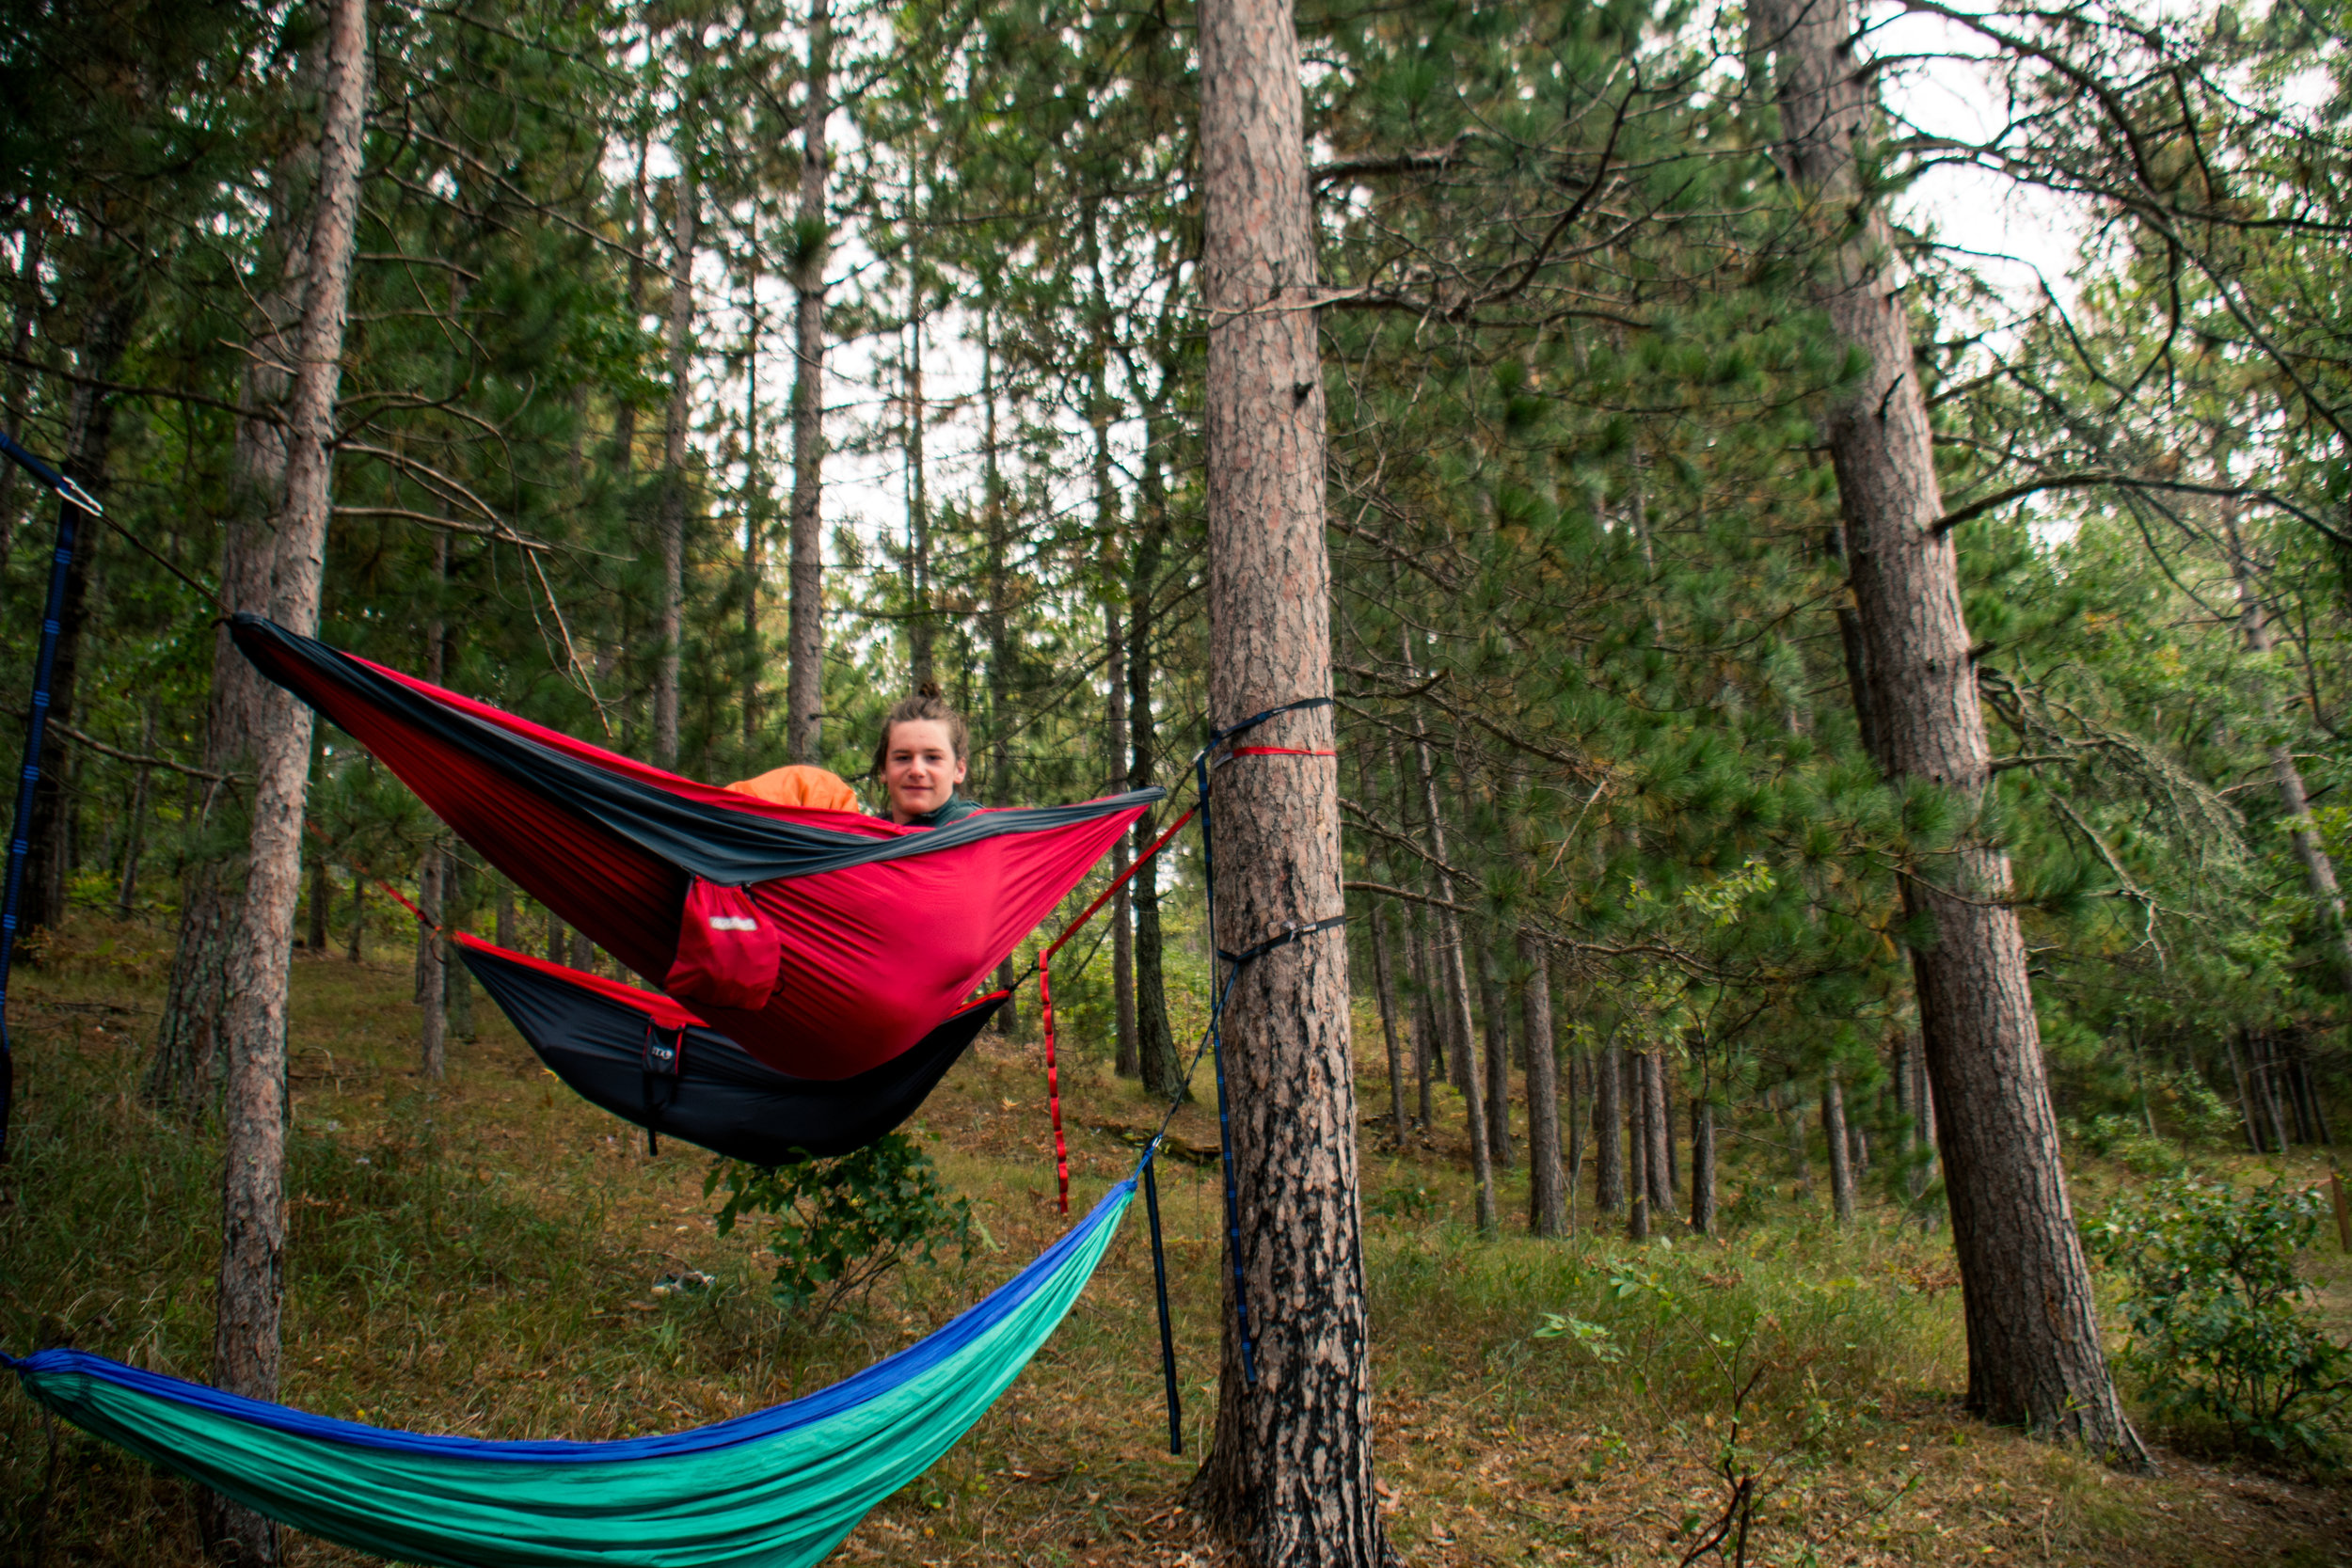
[0,431,101,1161]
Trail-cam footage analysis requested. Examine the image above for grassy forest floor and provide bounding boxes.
[3,910,2349,1567]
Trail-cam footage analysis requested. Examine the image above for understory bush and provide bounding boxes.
[2087,1175,2351,1463]
[707,1133,973,1317]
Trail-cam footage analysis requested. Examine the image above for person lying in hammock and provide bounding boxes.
[724,687,977,827]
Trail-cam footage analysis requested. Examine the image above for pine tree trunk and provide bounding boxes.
[1690,1094,1716,1235]
[1479,941,1512,1169]
[345,878,364,962]
[1593,1042,1624,1212]
[1565,1051,1584,1235]
[495,879,515,950]
[1107,595,1137,1078]
[1127,461,1183,1100]
[1368,902,1407,1148]
[1411,707,1495,1229]
[654,163,697,769]
[1626,1053,1650,1241]
[905,288,933,691]
[1756,0,2142,1457]
[156,143,315,1114]
[210,4,367,1558]
[1644,1051,1672,1221]
[1188,0,1387,1549]
[785,0,832,765]
[1822,1076,1855,1226]
[1520,932,1566,1237]
[2228,1028,2264,1152]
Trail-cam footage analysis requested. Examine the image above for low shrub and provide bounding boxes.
[707,1132,974,1318]
[2086,1174,2351,1463]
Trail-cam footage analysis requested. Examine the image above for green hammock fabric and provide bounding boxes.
[9,1180,1134,1568]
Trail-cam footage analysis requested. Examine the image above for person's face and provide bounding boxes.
[882,720,968,823]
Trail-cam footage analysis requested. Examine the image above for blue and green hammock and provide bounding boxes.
[6,1180,1135,1568]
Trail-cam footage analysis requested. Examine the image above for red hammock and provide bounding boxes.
[233,616,1156,1080]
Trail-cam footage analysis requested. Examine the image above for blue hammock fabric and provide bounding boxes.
[7,1180,1136,1567]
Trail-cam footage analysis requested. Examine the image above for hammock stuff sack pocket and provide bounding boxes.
[665,879,780,1012]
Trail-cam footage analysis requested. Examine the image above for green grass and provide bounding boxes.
[3,910,2349,1566]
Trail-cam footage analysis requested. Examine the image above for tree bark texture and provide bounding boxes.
[1520,933,1566,1237]
[1690,1096,1716,1235]
[154,133,316,1113]
[785,0,832,765]
[1821,1076,1855,1226]
[1127,470,1184,1099]
[1757,0,2140,1456]
[1644,1051,1672,1220]
[1479,942,1513,1170]
[1411,712,1495,1229]
[1107,595,1136,1078]
[211,5,367,1560]
[653,165,696,769]
[1188,0,1387,1553]
[1593,1041,1624,1212]
[1626,1053,1650,1241]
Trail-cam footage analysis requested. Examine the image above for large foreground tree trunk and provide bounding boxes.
[784,0,832,765]
[208,3,367,1558]
[1186,0,1386,1555]
[1756,0,2140,1458]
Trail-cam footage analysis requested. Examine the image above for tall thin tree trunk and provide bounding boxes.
[1593,1041,1624,1212]
[653,164,696,769]
[742,235,765,751]
[1521,933,1566,1237]
[1691,1090,1716,1236]
[1565,1049,1584,1235]
[419,847,446,1081]
[156,163,312,1113]
[1370,899,1408,1150]
[1107,592,1136,1078]
[1128,431,1182,1099]
[117,705,153,917]
[1644,1050,1672,1221]
[2228,1028,2265,1152]
[980,318,1019,1032]
[1410,702,1495,1229]
[1189,0,1387,1548]
[1626,1053,1650,1241]
[785,0,833,764]
[210,4,366,1558]
[905,276,932,690]
[1756,0,2140,1457]
[345,877,364,962]
[1822,1076,1855,1226]
[1480,941,1512,1169]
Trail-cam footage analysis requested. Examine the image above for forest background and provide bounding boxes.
[4,0,2352,1560]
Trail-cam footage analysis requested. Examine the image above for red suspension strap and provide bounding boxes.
[1036,802,1198,1212]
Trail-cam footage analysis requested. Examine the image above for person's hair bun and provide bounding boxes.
[917,679,944,701]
